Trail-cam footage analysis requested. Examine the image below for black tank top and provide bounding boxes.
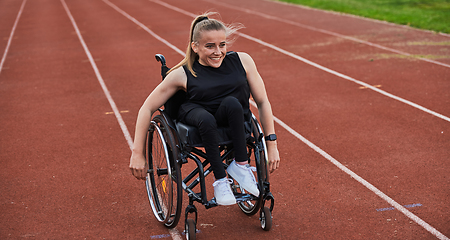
[179,51,251,121]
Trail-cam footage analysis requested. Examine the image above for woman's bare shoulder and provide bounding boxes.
[164,66,187,90]
[237,52,252,61]
[237,52,257,72]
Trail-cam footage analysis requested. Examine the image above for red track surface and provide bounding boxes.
[1,0,449,239]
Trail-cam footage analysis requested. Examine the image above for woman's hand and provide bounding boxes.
[129,151,148,180]
[266,141,280,172]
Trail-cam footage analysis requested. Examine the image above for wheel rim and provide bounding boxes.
[145,115,183,229]
[260,206,272,231]
[146,121,173,223]
[261,210,266,229]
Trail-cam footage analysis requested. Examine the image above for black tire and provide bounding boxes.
[185,219,196,240]
[260,206,272,231]
[145,115,182,228]
[233,116,268,216]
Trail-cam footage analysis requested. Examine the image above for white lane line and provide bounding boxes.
[203,0,450,69]
[0,0,27,75]
[150,0,450,124]
[61,0,134,151]
[105,1,449,239]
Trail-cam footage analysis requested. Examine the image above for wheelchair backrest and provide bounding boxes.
[155,54,186,120]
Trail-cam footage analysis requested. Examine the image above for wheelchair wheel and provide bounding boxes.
[260,206,272,231]
[185,219,196,240]
[145,115,182,228]
[232,117,268,216]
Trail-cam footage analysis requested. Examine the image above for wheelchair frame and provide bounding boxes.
[144,54,275,239]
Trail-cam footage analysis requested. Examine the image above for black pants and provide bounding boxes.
[183,96,247,179]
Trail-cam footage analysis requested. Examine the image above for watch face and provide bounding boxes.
[266,134,277,141]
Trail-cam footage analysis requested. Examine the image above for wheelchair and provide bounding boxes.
[144,54,275,240]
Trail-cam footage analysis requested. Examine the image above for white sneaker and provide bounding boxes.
[227,160,260,196]
[213,178,236,205]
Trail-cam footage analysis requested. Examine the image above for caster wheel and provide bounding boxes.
[185,219,196,240]
[260,206,272,231]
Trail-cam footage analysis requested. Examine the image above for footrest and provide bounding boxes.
[205,198,218,209]
[205,193,256,209]
[235,193,257,203]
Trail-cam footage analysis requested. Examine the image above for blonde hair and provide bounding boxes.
[168,12,243,77]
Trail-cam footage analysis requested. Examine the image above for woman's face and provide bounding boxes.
[192,30,227,68]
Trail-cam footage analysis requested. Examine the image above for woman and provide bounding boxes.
[129,13,280,206]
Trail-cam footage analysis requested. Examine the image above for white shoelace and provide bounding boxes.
[213,178,234,196]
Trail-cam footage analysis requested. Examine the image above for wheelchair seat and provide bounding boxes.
[175,120,252,148]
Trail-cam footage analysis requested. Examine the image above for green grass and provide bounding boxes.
[277,0,450,34]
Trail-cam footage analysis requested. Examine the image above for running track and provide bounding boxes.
[1,0,449,239]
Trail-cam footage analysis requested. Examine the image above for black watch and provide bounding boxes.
[265,134,277,141]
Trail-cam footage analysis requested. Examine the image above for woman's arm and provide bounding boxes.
[129,67,187,180]
[238,52,280,172]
